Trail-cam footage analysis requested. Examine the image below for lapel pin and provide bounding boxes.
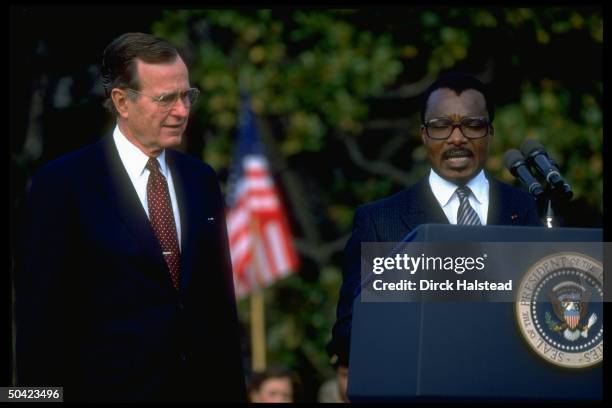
[207,217,215,221]
[511,214,518,221]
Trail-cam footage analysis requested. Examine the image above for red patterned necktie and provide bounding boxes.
[146,157,181,290]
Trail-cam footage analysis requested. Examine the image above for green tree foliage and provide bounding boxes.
[154,10,403,161]
[152,7,602,395]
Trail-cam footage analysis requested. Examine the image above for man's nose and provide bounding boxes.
[447,125,467,145]
[169,97,189,117]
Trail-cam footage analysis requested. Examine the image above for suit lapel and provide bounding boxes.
[487,175,522,226]
[166,150,195,294]
[97,135,173,288]
[399,177,449,231]
[166,150,219,294]
[487,176,503,224]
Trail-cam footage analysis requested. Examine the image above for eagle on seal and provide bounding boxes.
[548,281,597,342]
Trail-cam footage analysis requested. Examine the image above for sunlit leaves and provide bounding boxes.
[153,9,403,168]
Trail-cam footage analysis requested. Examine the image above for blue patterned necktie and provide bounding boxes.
[456,186,482,226]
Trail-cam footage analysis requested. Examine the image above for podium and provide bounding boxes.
[347,224,603,402]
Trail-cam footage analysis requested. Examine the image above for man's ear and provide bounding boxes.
[111,88,129,119]
[421,125,427,145]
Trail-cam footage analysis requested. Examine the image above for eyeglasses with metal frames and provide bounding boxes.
[126,87,200,109]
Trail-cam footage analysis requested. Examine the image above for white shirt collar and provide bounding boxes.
[465,169,488,204]
[429,168,488,208]
[113,125,169,178]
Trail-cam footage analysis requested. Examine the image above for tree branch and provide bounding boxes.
[363,119,414,130]
[378,132,410,161]
[341,132,413,186]
[376,61,494,100]
[379,73,435,99]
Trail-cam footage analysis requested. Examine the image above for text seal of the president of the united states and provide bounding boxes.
[515,252,603,368]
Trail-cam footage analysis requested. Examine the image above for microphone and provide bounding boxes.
[547,158,574,200]
[520,139,573,199]
[520,140,563,187]
[503,149,545,199]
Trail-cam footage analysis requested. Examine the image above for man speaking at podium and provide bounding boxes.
[328,73,542,397]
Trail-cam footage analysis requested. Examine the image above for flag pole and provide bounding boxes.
[249,217,266,372]
[250,287,266,372]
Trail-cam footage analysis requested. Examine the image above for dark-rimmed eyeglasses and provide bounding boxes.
[126,87,200,110]
[423,117,490,140]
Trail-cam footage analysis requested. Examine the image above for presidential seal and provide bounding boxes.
[515,252,603,368]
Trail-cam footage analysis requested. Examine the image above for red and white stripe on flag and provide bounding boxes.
[227,155,299,297]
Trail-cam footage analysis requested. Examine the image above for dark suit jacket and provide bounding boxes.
[328,175,542,367]
[16,135,246,402]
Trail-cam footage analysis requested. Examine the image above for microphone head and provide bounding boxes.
[520,139,545,157]
[503,149,525,171]
[555,182,574,201]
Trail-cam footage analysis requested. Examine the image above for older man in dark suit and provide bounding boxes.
[16,33,246,402]
[328,73,542,396]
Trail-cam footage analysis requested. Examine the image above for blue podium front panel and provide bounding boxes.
[347,225,603,402]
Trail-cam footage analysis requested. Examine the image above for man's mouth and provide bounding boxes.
[443,149,473,159]
[443,149,473,168]
[163,124,185,132]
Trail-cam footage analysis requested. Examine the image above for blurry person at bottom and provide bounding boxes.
[248,366,301,403]
[318,363,349,402]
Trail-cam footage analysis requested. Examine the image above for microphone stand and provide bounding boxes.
[545,198,554,228]
[542,183,572,229]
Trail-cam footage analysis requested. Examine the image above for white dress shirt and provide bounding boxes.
[113,125,182,249]
[428,169,489,225]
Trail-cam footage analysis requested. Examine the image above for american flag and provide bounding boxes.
[226,95,300,297]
